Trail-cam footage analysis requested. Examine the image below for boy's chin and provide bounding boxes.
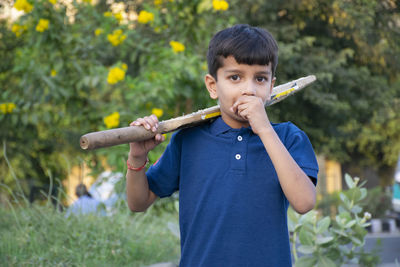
[228,112,250,125]
[230,111,247,122]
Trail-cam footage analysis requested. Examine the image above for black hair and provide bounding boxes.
[75,183,92,198]
[207,24,278,80]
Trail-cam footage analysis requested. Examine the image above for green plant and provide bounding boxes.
[362,186,392,219]
[1,143,180,266]
[288,174,380,267]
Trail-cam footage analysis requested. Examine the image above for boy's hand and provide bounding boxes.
[128,114,165,160]
[231,95,273,135]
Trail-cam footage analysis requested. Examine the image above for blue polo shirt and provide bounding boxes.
[147,117,318,267]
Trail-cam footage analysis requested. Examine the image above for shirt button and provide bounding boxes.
[237,135,243,141]
[235,154,241,160]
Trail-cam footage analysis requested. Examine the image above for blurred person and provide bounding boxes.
[66,183,105,216]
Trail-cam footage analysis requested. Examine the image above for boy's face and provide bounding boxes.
[205,56,276,128]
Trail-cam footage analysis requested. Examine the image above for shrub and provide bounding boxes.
[288,174,380,267]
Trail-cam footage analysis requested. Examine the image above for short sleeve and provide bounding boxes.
[146,131,182,198]
[285,126,319,185]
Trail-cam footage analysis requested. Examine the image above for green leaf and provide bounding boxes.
[287,207,300,225]
[348,187,361,202]
[295,256,317,267]
[350,205,362,214]
[299,210,317,224]
[299,226,314,245]
[42,76,56,89]
[344,174,355,189]
[316,217,331,234]
[339,193,351,209]
[317,255,336,267]
[298,245,315,254]
[349,235,364,246]
[338,211,351,221]
[331,228,348,237]
[359,188,367,201]
[344,220,356,228]
[316,235,334,245]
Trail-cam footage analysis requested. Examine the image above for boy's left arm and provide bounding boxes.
[233,96,316,214]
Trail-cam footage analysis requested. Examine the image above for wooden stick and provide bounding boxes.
[80,75,316,150]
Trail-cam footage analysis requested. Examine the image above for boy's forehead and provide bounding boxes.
[219,55,272,73]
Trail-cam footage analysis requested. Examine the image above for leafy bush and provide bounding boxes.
[361,186,392,219]
[288,174,380,267]
[1,0,233,193]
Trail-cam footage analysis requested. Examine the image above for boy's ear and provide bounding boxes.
[270,77,276,95]
[204,74,218,100]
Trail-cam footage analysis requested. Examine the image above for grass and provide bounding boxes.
[0,200,180,266]
[0,140,180,266]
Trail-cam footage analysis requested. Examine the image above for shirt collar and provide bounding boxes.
[209,117,252,136]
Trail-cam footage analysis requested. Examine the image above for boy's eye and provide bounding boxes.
[229,75,240,81]
[256,76,268,83]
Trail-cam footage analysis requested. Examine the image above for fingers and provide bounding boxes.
[231,96,252,118]
[154,133,166,143]
[144,133,166,151]
[231,95,266,120]
[130,114,159,132]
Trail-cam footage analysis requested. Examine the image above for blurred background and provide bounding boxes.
[1,0,399,266]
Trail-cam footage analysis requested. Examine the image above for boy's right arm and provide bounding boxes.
[126,115,165,212]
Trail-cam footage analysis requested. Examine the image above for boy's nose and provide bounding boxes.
[241,82,256,96]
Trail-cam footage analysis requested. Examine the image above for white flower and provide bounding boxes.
[363,212,371,220]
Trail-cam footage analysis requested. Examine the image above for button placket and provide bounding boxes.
[231,131,248,172]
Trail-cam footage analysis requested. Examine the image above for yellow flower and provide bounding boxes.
[107,29,127,46]
[114,12,123,22]
[107,67,126,84]
[0,104,6,114]
[103,11,112,17]
[82,0,92,3]
[154,0,162,6]
[49,0,57,4]
[11,24,26,37]
[137,10,154,24]
[51,69,57,77]
[152,108,163,118]
[95,28,103,36]
[7,103,16,113]
[0,103,16,114]
[103,112,120,128]
[169,41,185,53]
[121,63,128,70]
[212,0,229,11]
[36,19,50,32]
[14,0,33,13]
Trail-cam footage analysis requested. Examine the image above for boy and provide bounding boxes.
[126,24,318,266]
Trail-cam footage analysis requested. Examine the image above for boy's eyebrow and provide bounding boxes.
[255,71,271,76]
[224,69,271,75]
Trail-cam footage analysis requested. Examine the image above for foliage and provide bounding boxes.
[362,186,393,219]
[288,174,380,267]
[1,0,400,194]
[0,0,233,194]
[228,0,400,172]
